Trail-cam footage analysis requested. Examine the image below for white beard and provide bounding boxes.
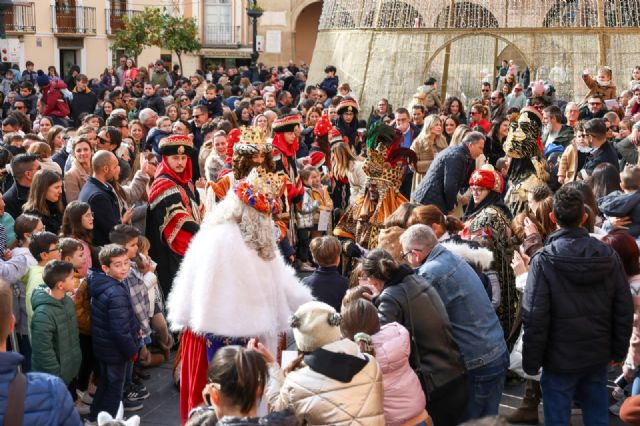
[167,193,313,353]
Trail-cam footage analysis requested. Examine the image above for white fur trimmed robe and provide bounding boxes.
[167,198,313,354]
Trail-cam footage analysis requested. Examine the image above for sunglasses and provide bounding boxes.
[471,111,480,115]
[482,89,490,92]
[588,102,602,106]
[98,136,110,145]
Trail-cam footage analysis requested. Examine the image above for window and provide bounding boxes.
[204,0,233,45]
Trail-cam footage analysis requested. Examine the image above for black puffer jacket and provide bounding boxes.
[411,143,474,213]
[522,227,633,375]
[374,265,466,395]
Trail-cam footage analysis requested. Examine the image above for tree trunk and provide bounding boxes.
[176,51,183,77]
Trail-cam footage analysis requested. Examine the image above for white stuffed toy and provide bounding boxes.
[96,402,141,426]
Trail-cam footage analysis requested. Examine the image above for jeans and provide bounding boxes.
[632,371,640,396]
[462,349,509,421]
[89,361,127,421]
[540,366,609,426]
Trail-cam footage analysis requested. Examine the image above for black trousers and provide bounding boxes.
[427,374,470,426]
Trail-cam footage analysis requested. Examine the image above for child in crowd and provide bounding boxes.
[109,224,151,401]
[308,164,333,238]
[198,84,224,118]
[137,235,173,364]
[253,301,385,425]
[599,165,640,238]
[59,237,94,415]
[186,346,297,426]
[630,66,640,91]
[582,66,618,105]
[621,118,635,139]
[319,65,339,100]
[0,197,15,247]
[296,166,321,272]
[25,231,60,330]
[145,115,172,156]
[87,244,141,421]
[27,141,62,175]
[341,297,428,426]
[30,260,81,397]
[8,214,42,371]
[302,236,348,313]
[16,81,38,117]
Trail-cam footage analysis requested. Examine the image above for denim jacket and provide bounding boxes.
[417,244,507,370]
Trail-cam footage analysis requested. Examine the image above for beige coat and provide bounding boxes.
[410,135,448,198]
[265,339,385,426]
[64,161,91,202]
[558,143,579,183]
[347,160,367,205]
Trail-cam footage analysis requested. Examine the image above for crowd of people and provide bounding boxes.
[0,55,640,426]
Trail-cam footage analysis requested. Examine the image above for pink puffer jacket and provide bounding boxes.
[372,322,427,426]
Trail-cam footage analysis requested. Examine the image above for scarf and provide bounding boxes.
[463,190,511,221]
[272,132,298,158]
[155,155,193,185]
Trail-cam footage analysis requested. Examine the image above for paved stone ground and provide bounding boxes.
[131,353,627,426]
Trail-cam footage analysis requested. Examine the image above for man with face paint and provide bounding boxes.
[334,122,416,258]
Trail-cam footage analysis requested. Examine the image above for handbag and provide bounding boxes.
[402,286,434,396]
[4,370,26,426]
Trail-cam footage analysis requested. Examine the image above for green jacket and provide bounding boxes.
[30,285,81,385]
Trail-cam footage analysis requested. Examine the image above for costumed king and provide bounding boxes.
[167,166,313,423]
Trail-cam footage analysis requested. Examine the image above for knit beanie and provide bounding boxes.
[36,70,50,87]
[289,301,342,352]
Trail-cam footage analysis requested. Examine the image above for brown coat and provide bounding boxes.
[581,73,617,105]
[410,135,448,197]
[558,143,578,183]
[63,162,90,203]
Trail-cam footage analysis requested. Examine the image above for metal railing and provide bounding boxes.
[51,5,96,34]
[319,0,640,30]
[105,8,143,35]
[3,2,36,33]
[204,23,237,46]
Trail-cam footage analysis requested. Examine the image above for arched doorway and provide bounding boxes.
[295,2,323,65]
[424,34,529,106]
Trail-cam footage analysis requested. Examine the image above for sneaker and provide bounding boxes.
[130,382,148,393]
[298,262,315,272]
[77,390,94,405]
[75,400,91,416]
[122,398,144,412]
[124,387,150,401]
[610,397,626,416]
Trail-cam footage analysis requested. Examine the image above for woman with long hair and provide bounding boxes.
[64,137,93,202]
[96,100,114,121]
[590,162,621,199]
[235,105,252,127]
[336,97,362,154]
[135,66,149,84]
[442,96,468,124]
[123,58,138,82]
[252,113,272,139]
[223,109,240,129]
[166,104,179,123]
[37,116,54,140]
[443,115,459,144]
[407,204,464,240]
[330,142,367,218]
[485,118,510,166]
[60,201,94,273]
[45,125,65,154]
[469,103,491,134]
[22,169,64,234]
[410,115,448,196]
[301,107,322,152]
[377,202,419,263]
[100,66,117,90]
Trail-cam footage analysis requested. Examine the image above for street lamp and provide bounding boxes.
[247,0,263,81]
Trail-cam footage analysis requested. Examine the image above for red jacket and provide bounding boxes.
[42,80,70,118]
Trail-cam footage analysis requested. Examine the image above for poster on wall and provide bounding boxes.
[266,31,281,54]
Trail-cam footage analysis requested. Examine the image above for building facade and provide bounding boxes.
[3,0,322,80]
[307,0,640,112]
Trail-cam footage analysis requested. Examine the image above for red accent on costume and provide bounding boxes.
[179,329,208,424]
[272,132,299,158]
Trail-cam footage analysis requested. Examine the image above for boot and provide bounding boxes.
[506,379,541,424]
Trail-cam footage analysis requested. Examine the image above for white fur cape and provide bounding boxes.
[440,241,494,270]
[167,219,312,352]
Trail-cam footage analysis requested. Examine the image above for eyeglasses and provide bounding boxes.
[588,102,602,106]
[98,136,110,145]
[490,97,499,100]
[481,89,490,92]
[400,249,422,260]
[193,113,205,118]
[471,111,480,115]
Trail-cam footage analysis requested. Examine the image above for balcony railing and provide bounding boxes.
[3,2,36,33]
[51,5,96,34]
[105,8,143,35]
[204,23,238,46]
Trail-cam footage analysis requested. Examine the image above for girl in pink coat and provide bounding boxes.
[341,297,430,426]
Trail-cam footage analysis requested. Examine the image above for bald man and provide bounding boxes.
[78,150,123,246]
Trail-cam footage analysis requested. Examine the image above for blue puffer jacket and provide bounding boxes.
[87,270,140,364]
[0,351,82,426]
